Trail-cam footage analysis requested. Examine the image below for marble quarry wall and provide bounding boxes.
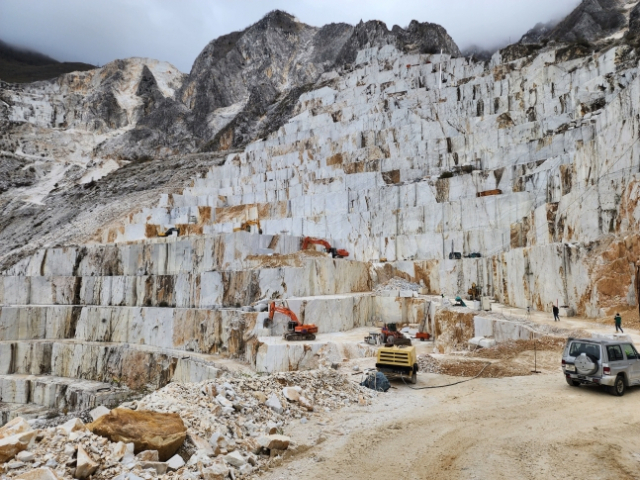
[2,40,640,414]
[93,44,639,318]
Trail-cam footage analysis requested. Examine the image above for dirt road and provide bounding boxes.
[255,307,640,480]
[260,371,640,480]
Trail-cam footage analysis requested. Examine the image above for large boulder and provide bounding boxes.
[0,418,36,463]
[74,446,99,479]
[88,408,187,461]
[0,417,32,440]
[257,435,291,451]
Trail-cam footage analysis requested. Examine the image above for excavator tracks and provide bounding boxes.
[283,333,316,341]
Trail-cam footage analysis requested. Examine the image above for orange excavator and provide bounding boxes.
[264,302,318,341]
[233,220,262,234]
[301,237,349,258]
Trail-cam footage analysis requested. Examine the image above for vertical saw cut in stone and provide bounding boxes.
[87,408,187,461]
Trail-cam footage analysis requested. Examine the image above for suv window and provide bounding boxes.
[570,342,601,359]
[622,344,639,360]
[607,345,624,361]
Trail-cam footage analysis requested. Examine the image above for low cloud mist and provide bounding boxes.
[0,0,580,72]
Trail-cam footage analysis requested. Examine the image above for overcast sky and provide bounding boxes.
[1,0,580,73]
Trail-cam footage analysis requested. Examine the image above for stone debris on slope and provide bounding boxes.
[373,277,422,294]
[0,418,37,464]
[0,369,373,479]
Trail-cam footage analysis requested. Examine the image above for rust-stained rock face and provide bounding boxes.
[88,408,187,461]
[434,310,476,353]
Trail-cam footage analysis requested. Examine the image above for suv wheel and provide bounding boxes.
[611,375,626,396]
[566,378,580,387]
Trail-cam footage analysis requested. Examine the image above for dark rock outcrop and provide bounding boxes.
[335,19,461,66]
[520,21,559,45]
[504,0,635,62]
[521,0,631,46]
[0,38,95,83]
[93,11,462,157]
[547,0,628,43]
[627,2,640,44]
[168,11,461,153]
[462,44,498,62]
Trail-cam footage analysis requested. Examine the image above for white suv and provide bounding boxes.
[562,337,640,396]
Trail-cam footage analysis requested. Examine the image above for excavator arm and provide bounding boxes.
[233,220,262,234]
[268,302,299,326]
[301,237,331,251]
[266,302,318,341]
[301,237,349,258]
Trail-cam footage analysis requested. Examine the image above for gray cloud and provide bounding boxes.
[0,0,581,72]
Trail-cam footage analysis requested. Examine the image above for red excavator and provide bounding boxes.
[301,237,349,258]
[381,323,412,346]
[265,302,318,341]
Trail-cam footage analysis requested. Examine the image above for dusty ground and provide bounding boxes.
[257,313,640,480]
[259,371,640,480]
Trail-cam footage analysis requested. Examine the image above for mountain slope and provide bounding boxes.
[111,10,462,156]
[501,0,640,63]
[0,11,461,266]
[0,39,95,83]
[544,0,630,43]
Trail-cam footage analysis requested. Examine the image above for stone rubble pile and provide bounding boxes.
[417,355,443,375]
[0,370,374,479]
[373,277,422,295]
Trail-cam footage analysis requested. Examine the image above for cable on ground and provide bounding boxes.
[398,361,492,390]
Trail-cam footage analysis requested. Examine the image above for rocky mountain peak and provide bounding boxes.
[125,10,462,155]
[501,0,640,63]
[627,2,640,42]
[520,21,559,45]
[520,0,639,45]
[257,9,302,29]
[546,0,630,43]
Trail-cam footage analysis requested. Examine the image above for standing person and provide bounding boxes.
[552,303,560,322]
[615,312,623,333]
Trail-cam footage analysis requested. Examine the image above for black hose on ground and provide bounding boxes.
[398,362,492,390]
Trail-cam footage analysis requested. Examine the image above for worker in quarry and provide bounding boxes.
[614,312,624,333]
[552,303,560,322]
[454,296,466,307]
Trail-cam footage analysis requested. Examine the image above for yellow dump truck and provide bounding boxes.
[376,345,418,384]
